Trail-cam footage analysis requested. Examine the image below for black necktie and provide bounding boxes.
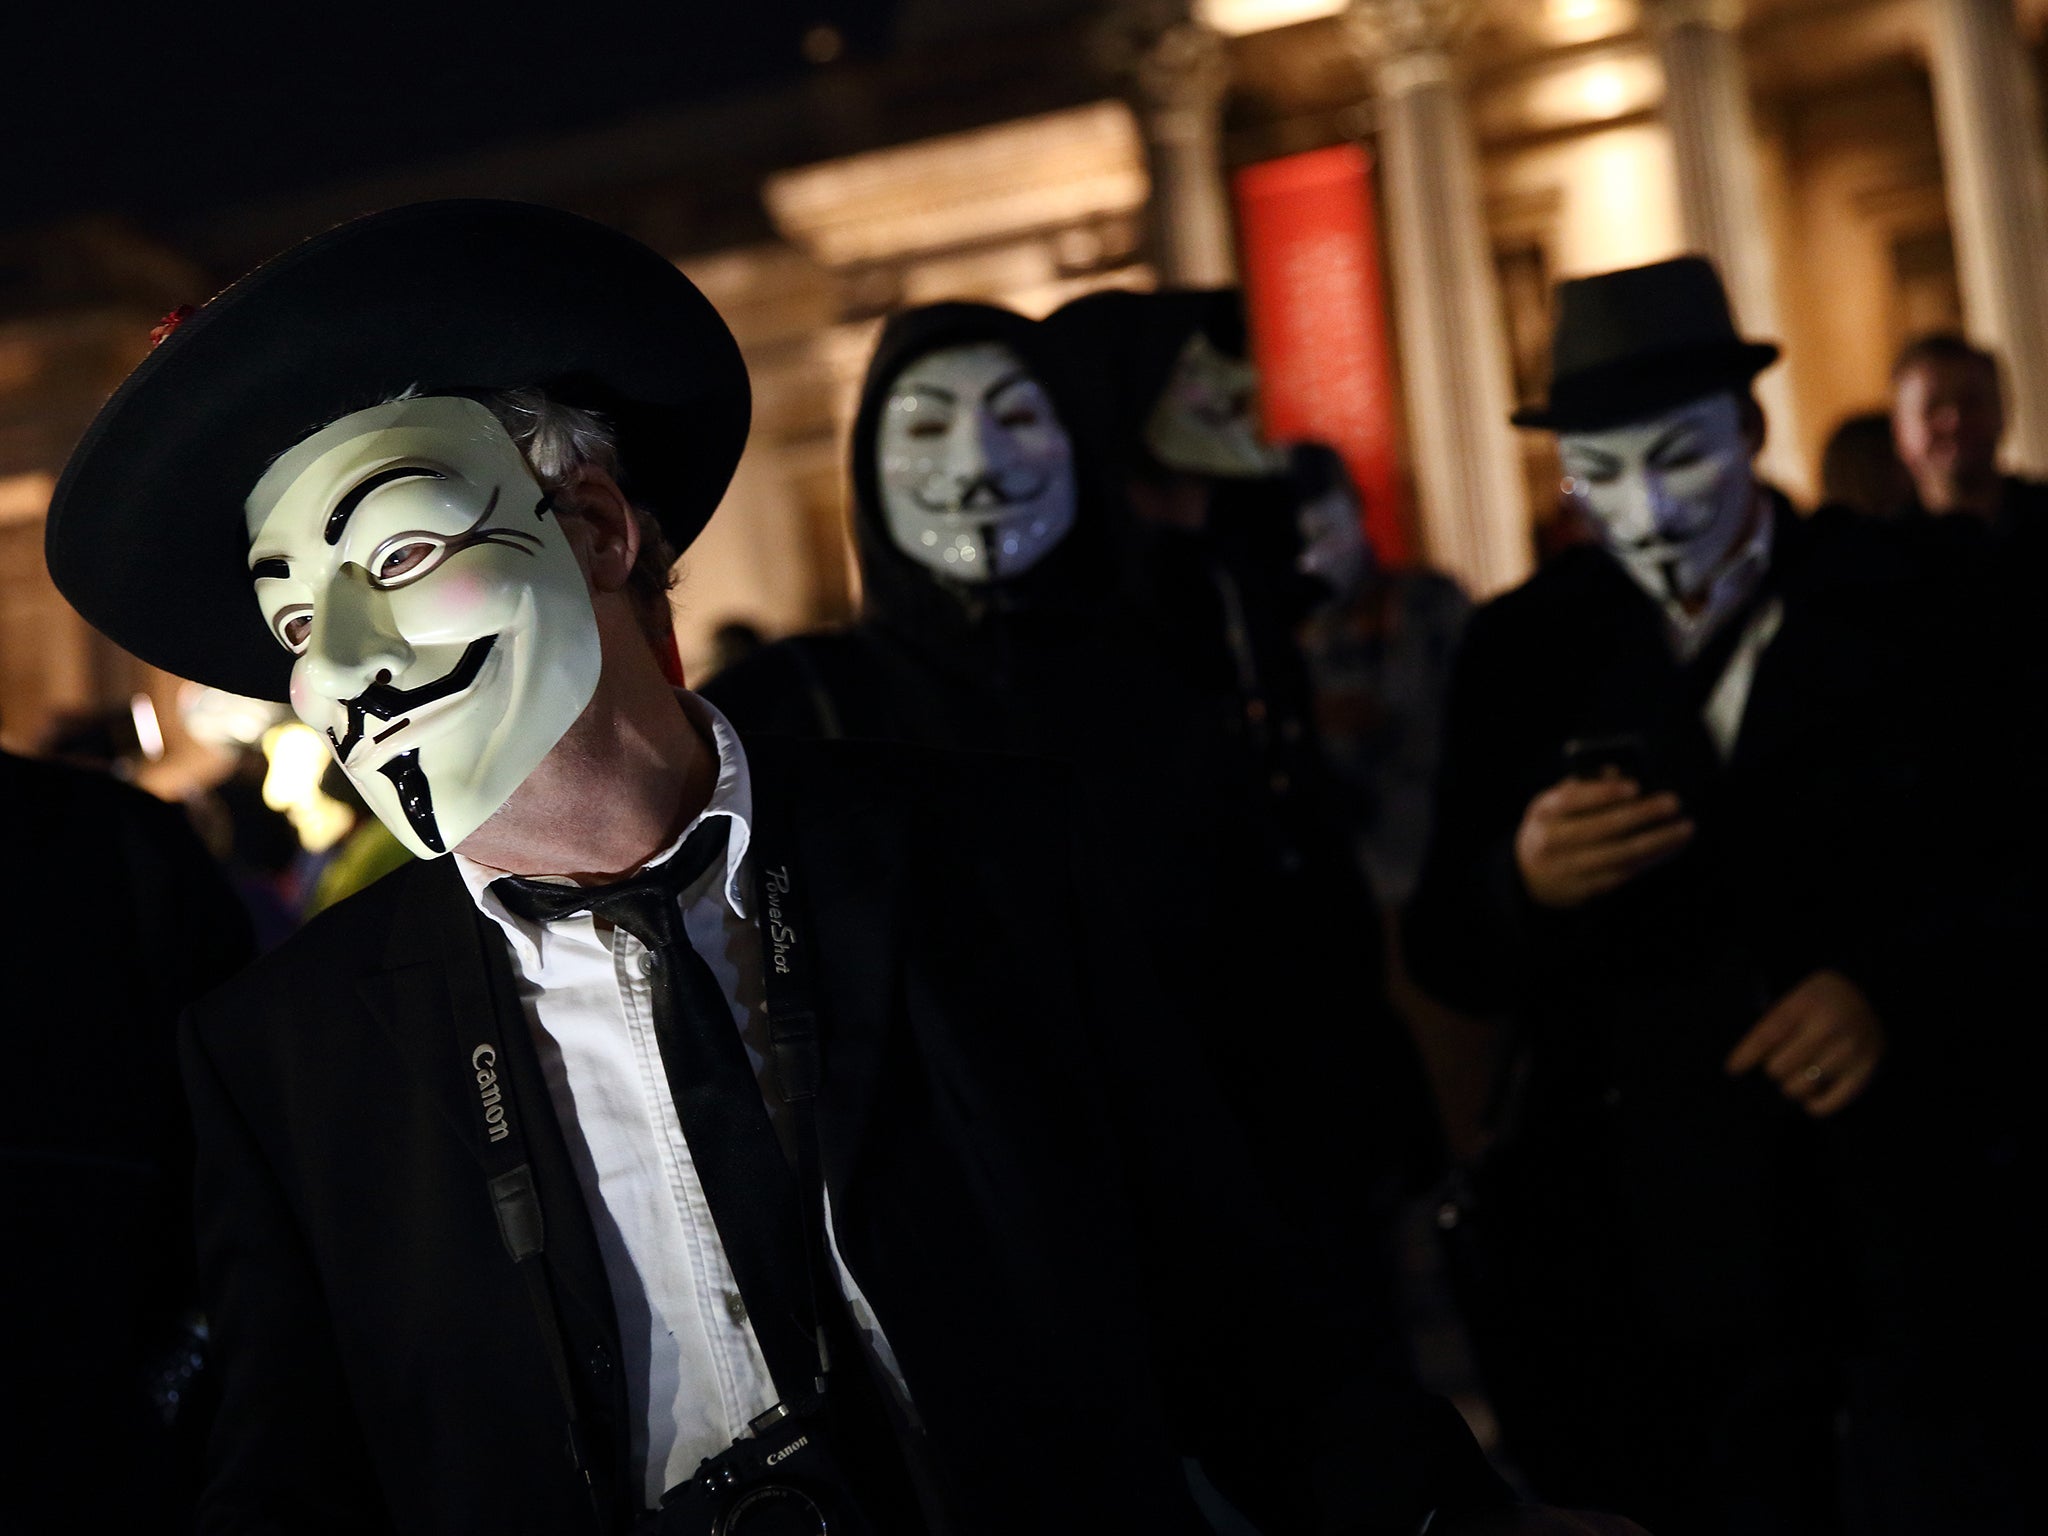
[491,818,820,1400]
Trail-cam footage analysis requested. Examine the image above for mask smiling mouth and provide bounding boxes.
[328,633,498,768]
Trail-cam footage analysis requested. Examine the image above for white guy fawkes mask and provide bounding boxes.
[245,395,601,859]
[1144,331,1285,481]
[877,342,1077,584]
[1558,392,1761,606]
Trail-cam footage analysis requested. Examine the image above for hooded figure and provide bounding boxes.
[711,298,1442,1320]
[714,301,1118,739]
[707,301,1237,946]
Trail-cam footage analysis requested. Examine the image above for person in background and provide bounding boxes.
[195,748,307,950]
[1,743,253,1531]
[1889,332,2048,535]
[1408,256,1950,1535]
[1820,410,1913,522]
[715,295,1442,1346]
[704,618,766,680]
[1291,442,1472,911]
[303,761,410,917]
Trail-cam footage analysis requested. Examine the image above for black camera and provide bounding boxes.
[652,1397,875,1536]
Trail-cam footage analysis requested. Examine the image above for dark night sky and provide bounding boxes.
[0,2,897,236]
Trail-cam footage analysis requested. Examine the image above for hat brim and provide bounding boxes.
[1512,340,1779,432]
[47,200,750,702]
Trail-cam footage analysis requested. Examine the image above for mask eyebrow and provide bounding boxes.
[983,371,1039,406]
[251,557,289,581]
[1563,445,1624,476]
[896,381,957,406]
[326,465,446,547]
[1645,423,1705,461]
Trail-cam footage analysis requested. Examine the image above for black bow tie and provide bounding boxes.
[490,815,731,947]
[489,814,823,1399]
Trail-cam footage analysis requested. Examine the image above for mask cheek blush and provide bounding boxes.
[288,666,319,724]
[415,567,495,629]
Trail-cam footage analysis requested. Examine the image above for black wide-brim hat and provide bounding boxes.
[1511,254,1778,432]
[46,199,750,702]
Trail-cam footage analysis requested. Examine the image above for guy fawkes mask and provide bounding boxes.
[876,342,1078,583]
[1559,391,1761,607]
[1144,331,1283,481]
[245,395,601,858]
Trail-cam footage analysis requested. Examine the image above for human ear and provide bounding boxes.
[553,463,642,595]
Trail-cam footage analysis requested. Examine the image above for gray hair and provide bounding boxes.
[475,388,679,639]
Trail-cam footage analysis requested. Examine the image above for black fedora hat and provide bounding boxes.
[46,199,750,702]
[1511,254,1778,432]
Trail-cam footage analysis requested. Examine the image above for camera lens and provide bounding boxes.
[713,1484,827,1536]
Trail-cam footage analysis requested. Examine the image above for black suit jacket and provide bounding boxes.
[1405,504,1941,1341]
[185,734,1503,1535]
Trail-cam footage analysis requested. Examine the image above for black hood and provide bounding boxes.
[1043,287,1247,479]
[849,301,1112,659]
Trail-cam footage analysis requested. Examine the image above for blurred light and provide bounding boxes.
[179,683,288,750]
[0,470,54,527]
[801,24,843,64]
[1544,0,1635,45]
[1484,49,1661,139]
[1581,63,1629,117]
[129,692,165,762]
[1198,0,1346,36]
[261,723,353,854]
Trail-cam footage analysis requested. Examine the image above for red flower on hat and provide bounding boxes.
[149,304,198,348]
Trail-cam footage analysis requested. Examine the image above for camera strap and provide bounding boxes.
[462,911,610,1533]
[746,765,835,1395]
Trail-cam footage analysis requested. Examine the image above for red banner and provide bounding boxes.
[1233,144,1408,565]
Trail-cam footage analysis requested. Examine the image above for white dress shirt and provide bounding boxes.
[455,693,906,1509]
[1654,501,1783,761]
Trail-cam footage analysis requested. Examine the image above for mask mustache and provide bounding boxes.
[329,633,498,764]
[911,466,1051,513]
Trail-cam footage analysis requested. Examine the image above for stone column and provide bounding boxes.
[1924,0,2048,475]
[1132,16,1239,287]
[1647,0,1807,498]
[1345,0,1531,596]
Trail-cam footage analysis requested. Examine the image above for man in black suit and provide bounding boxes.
[47,201,1636,1536]
[1406,258,1956,1534]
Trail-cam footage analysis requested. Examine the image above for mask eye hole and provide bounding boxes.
[369,535,449,589]
[994,406,1041,431]
[275,607,313,655]
[905,416,949,440]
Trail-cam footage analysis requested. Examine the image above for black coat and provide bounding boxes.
[1,750,252,1529]
[183,734,1505,1536]
[1404,503,1942,1526]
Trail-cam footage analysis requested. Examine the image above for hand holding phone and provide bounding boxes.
[1516,735,1692,908]
[1561,732,1655,789]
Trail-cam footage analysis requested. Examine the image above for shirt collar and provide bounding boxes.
[453,690,755,970]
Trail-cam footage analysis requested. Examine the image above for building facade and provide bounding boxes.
[3,0,2044,789]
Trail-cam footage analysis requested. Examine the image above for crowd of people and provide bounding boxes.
[6,198,2040,1536]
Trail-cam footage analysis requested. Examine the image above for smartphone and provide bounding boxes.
[1562,731,1656,788]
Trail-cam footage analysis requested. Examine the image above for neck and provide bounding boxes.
[457,644,714,883]
[1917,464,2002,519]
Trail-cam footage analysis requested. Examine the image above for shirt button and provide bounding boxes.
[725,1291,749,1326]
[639,950,661,976]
